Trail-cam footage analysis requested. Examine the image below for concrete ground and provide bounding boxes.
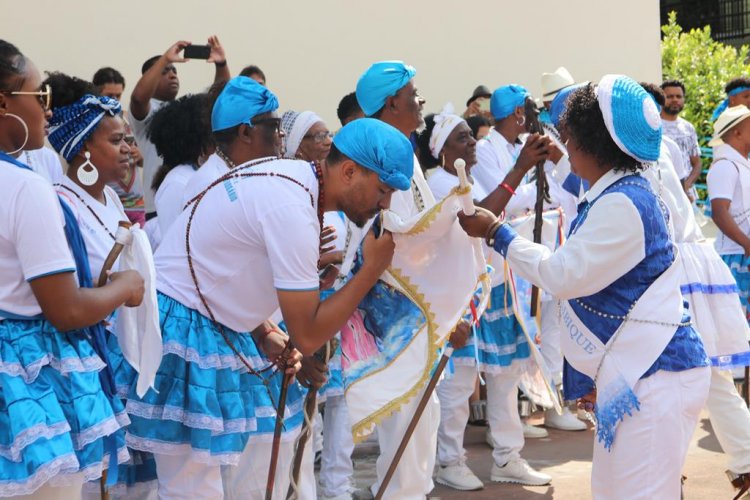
[344,410,739,499]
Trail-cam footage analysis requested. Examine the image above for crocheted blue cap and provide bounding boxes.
[332,118,413,191]
[596,75,662,163]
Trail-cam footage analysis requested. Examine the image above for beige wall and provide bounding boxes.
[5,0,662,127]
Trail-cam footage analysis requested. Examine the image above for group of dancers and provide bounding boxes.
[1,35,750,500]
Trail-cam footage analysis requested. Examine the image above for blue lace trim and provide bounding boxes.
[594,377,641,450]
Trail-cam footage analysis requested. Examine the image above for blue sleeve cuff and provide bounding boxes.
[491,223,518,258]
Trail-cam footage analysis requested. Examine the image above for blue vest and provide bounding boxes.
[563,174,709,400]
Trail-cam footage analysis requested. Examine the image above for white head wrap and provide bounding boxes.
[429,103,466,159]
[281,110,323,158]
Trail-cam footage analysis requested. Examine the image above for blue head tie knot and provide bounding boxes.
[550,83,587,128]
[490,84,530,121]
[355,61,417,117]
[596,74,662,163]
[332,118,414,191]
[211,76,279,131]
[48,94,122,162]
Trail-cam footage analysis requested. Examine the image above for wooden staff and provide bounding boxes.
[266,372,294,500]
[97,220,132,500]
[375,159,475,499]
[287,340,336,499]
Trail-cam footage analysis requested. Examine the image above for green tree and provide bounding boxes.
[662,11,750,147]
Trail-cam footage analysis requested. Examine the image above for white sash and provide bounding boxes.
[559,254,684,449]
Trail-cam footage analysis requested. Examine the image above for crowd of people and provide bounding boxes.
[1,34,750,500]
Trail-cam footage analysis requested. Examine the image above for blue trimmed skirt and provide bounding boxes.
[452,283,531,373]
[721,254,750,326]
[124,293,304,466]
[0,318,129,496]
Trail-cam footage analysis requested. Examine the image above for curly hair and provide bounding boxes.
[148,93,213,191]
[640,82,665,107]
[43,71,97,109]
[561,84,640,172]
[415,113,439,171]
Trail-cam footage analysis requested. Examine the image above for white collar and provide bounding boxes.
[714,144,750,169]
[580,169,630,203]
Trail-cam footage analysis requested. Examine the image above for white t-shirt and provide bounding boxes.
[57,177,128,280]
[0,161,76,319]
[661,117,700,180]
[182,154,279,207]
[155,158,321,332]
[707,144,750,255]
[129,98,166,214]
[21,147,64,185]
[426,166,488,201]
[155,164,197,238]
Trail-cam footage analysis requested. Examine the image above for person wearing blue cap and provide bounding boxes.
[459,75,710,499]
[123,112,411,497]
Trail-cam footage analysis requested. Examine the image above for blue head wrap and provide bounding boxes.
[711,86,750,121]
[596,75,662,163]
[356,61,417,117]
[490,84,530,120]
[332,118,413,191]
[211,76,279,131]
[550,83,586,128]
[48,94,122,162]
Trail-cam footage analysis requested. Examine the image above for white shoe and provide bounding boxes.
[544,407,587,431]
[577,408,590,422]
[435,463,484,491]
[491,457,552,486]
[523,423,549,438]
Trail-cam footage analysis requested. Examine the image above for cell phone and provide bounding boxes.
[478,98,490,112]
[183,44,211,59]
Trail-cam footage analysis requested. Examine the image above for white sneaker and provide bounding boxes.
[435,463,484,491]
[523,423,549,438]
[491,457,552,486]
[544,407,587,431]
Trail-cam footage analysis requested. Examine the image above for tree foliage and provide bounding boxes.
[661,11,750,146]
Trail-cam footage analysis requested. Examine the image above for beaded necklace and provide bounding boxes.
[184,158,325,385]
[56,182,117,240]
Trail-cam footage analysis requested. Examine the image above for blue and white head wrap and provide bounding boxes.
[332,118,413,191]
[596,75,662,163]
[490,84,530,121]
[356,61,417,117]
[48,94,122,162]
[211,76,279,132]
[549,82,587,128]
[711,86,750,121]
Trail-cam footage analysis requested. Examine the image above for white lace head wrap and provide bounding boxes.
[281,110,323,158]
[429,103,466,159]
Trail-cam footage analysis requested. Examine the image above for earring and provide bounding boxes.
[517,115,526,127]
[2,113,29,155]
[77,151,99,186]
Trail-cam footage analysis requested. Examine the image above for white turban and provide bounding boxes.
[281,110,323,158]
[429,103,466,159]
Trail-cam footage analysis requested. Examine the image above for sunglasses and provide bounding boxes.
[304,131,333,143]
[1,84,52,111]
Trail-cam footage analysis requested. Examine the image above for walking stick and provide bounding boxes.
[375,159,477,500]
[744,366,749,408]
[97,220,132,500]
[287,339,337,499]
[266,372,294,500]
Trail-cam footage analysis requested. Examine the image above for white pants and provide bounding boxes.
[437,365,523,466]
[540,300,563,386]
[591,367,710,500]
[11,480,82,499]
[154,453,223,500]
[319,395,355,498]
[371,385,439,500]
[706,367,750,474]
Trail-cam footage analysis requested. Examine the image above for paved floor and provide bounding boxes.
[346,410,738,499]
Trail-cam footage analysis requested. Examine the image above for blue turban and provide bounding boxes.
[549,83,586,128]
[596,75,662,163]
[332,118,413,191]
[211,76,279,131]
[356,61,417,117]
[490,84,530,121]
[48,94,122,162]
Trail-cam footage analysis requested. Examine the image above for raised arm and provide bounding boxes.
[130,41,188,120]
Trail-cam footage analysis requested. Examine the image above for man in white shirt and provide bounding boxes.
[660,79,702,197]
[129,37,230,220]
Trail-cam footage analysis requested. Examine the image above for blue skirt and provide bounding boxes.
[721,254,750,326]
[124,293,304,465]
[0,318,129,496]
[453,282,531,372]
